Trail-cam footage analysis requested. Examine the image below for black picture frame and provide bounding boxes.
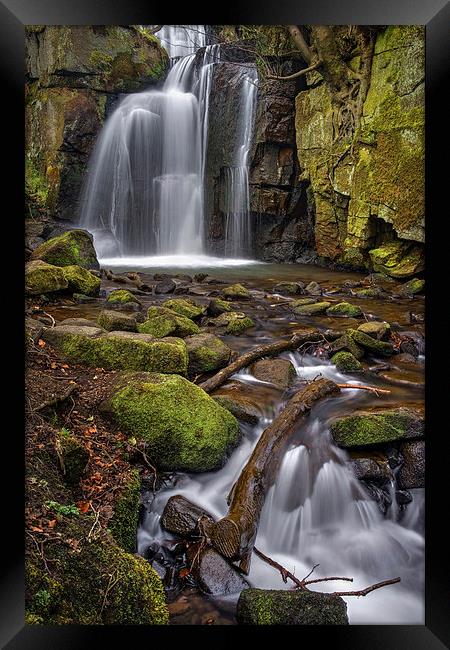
[3,0,449,647]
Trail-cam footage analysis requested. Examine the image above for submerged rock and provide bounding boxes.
[237,589,348,625]
[101,373,239,472]
[61,265,101,296]
[184,333,232,375]
[97,310,137,332]
[398,440,425,489]
[25,260,69,295]
[331,351,363,373]
[30,229,99,270]
[305,281,322,296]
[250,358,296,388]
[162,298,206,320]
[161,495,215,537]
[326,302,363,318]
[330,408,424,448]
[222,283,251,299]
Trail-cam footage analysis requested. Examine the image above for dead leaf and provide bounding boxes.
[76,500,91,514]
[48,519,57,528]
[30,526,43,533]
[37,339,46,348]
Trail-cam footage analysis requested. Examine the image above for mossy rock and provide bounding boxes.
[185,333,232,375]
[107,289,140,305]
[220,313,255,335]
[331,351,363,374]
[329,333,365,360]
[292,301,331,316]
[330,408,424,448]
[357,321,391,340]
[369,242,425,279]
[55,428,89,485]
[61,265,101,296]
[101,373,239,472]
[208,298,233,316]
[237,588,348,625]
[326,302,363,318]
[30,229,99,270]
[109,469,141,553]
[162,298,206,320]
[272,282,303,295]
[97,310,137,332]
[42,325,188,375]
[222,283,251,300]
[290,297,317,312]
[398,277,425,296]
[348,328,394,356]
[25,260,69,295]
[351,287,382,299]
[140,306,200,337]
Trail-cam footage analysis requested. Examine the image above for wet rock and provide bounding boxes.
[97,310,137,332]
[349,457,389,483]
[272,281,304,295]
[237,589,348,625]
[161,495,215,537]
[101,373,239,472]
[250,358,296,389]
[398,440,425,489]
[290,297,317,312]
[185,333,232,375]
[107,289,141,306]
[192,548,249,596]
[139,306,200,338]
[326,302,363,318]
[162,298,206,320]
[331,351,363,373]
[348,329,394,356]
[207,298,233,317]
[351,287,383,299]
[398,277,425,296]
[188,286,211,297]
[25,260,69,295]
[61,265,101,296]
[357,321,391,340]
[369,241,425,279]
[211,312,255,335]
[399,337,419,357]
[330,408,424,448]
[396,489,412,505]
[212,395,260,424]
[305,281,322,296]
[293,301,331,316]
[329,333,365,360]
[73,293,97,303]
[30,229,99,270]
[222,283,251,300]
[155,278,176,294]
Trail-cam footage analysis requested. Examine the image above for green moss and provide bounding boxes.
[369,242,425,279]
[25,158,49,206]
[329,333,365,360]
[138,316,175,338]
[25,260,69,295]
[326,302,363,318]
[103,373,239,472]
[222,283,251,299]
[399,277,425,295]
[331,351,363,373]
[88,50,113,70]
[290,298,317,310]
[272,282,302,295]
[109,469,141,552]
[208,298,233,315]
[30,230,99,270]
[292,301,331,316]
[55,428,89,485]
[162,298,206,320]
[141,306,200,337]
[352,288,381,298]
[107,289,140,304]
[348,328,394,356]
[330,408,424,448]
[61,265,101,296]
[185,333,232,374]
[226,316,255,335]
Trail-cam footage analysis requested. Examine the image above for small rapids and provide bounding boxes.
[138,352,424,624]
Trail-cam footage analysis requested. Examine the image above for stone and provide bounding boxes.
[139,306,200,338]
[331,351,363,373]
[73,293,96,303]
[330,408,424,448]
[250,358,296,389]
[162,298,206,320]
[329,333,365,360]
[154,278,176,294]
[272,282,304,295]
[305,281,322,295]
[369,242,425,279]
[192,547,249,596]
[59,318,99,328]
[61,265,101,296]
[237,589,348,625]
[398,440,425,489]
[348,329,394,356]
[207,298,233,316]
[290,298,317,312]
[25,317,44,343]
[101,373,239,472]
[107,289,140,305]
[97,310,137,332]
[326,302,363,318]
[222,283,251,300]
[351,287,383,299]
[30,229,99,269]
[161,495,215,537]
[211,312,255,335]
[109,469,141,553]
[212,395,260,424]
[55,427,89,485]
[357,321,391,340]
[349,457,389,483]
[292,301,331,316]
[398,278,425,296]
[25,260,69,295]
[184,333,232,375]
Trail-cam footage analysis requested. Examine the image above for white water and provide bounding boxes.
[155,25,208,60]
[138,353,424,624]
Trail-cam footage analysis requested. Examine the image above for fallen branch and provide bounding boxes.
[209,378,341,572]
[267,61,321,81]
[337,383,391,395]
[199,331,325,394]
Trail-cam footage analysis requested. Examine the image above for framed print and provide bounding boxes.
[1,0,449,646]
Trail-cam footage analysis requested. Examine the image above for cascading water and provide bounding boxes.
[78,26,258,265]
[138,352,424,624]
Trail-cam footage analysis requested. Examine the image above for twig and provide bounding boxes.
[337,383,391,395]
[331,577,401,597]
[253,546,304,588]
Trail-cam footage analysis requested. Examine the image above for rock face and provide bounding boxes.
[237,589,349,625]
[101,373,239,472]
[25,26,168,221]
[330,408,424,448]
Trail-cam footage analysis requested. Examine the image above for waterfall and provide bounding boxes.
[78,26,258,263]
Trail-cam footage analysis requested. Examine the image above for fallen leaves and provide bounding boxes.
[76,500,91,514]
[37,339,46,348]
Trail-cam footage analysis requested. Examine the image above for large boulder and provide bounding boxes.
[61,265,101,296]
[41,325,188,374]
[237,589,348,625]
[184,333,232,375]
[30,229,99,270]
[97,310,137,332]
[357,321,391,340]
[330,408,424,448]
[348,329,394,356]
[25,260,68,295]
[101,373,239,472]
[191,547,249,596]
[161,298,206,320]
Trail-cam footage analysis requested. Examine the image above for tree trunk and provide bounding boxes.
[209,378,341,572]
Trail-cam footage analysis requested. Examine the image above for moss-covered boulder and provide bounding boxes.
[330,408,424,448]
[98,310,137,332]
[222,283,251,300]
[55,428,89,485]
[107,289,140,305]
[250,358,296,388]
[357,321,391,340]
[42,325,188,375]
[329,333,365,360]
[237,589,348,625]
[290,297,317,313]
[25,260,69,295]
[162,298,206,320]
[369,242,425,279]
[184,333,232,375]
[331,351,363,373]
[348,329,394,356]
[101,373,239,472]
[61,265,101,296]
[211,312,255,335]
[208,298,233,316]
[272,282,303,295]
[292,301,331,316]
[398,277,425,296]
[351,287,383,299]
[109,469,141,553]
[139,306,200,338]
[30,229,99,270]
[326,302,363,318]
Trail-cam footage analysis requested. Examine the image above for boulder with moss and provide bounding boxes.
[348,329,394,356]
[369,242,425,279]
[184,333,232,375]
[357,321,391,340]
[326,302,363,318]
[330,408,424,448]
[161,298,206,320]
[25,260,69,295]
[292,301,331,316]
[211,311,255,335]
[101,373,239,472]
[139,306,200,338]
[109,469,141,553]
[208,298,233,316]
[61,265,101,296]
[222,283,251,300]
[331,351,364,373]
[237,589,348,625]
[98,310,137,332]
[329,332,365,360]
[272,281,304,295]
[398,277,425,296]
[55,428,89,485]
[107,289,141,306]
[30,229,99,269]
